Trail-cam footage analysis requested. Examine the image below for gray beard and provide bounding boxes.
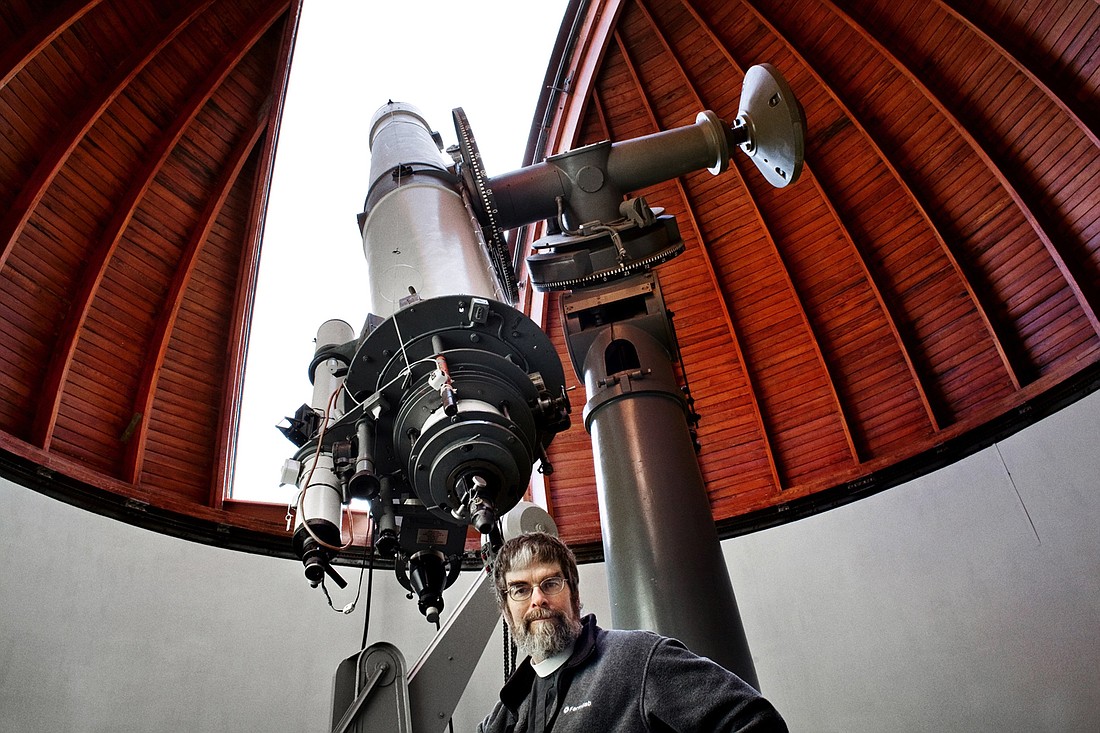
[509,607,583,662]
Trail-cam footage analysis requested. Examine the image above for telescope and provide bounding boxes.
[278,63,804,729]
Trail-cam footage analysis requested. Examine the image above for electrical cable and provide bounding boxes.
[360,538,376,649]
[293,316,435,553]
[341,380,362,408]
[318,528,372,615]
[391,308,415,381]
[374,356,436,395]
[319,576,336,609]
[294,385,356,552]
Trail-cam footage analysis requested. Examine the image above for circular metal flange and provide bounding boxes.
[399,389,536,525]
[346,296,564,402]
[392,365,540,525]
[342,296,569,513]
[736,63,805,187]
[393,362,540,460]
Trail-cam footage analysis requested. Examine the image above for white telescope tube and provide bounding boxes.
[360,103,499,317]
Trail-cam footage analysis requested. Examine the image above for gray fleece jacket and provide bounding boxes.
[477,615,787,732]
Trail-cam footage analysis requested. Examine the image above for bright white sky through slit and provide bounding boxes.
[232,0,570,503]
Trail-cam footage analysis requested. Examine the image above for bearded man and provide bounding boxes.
[477,532,788,732]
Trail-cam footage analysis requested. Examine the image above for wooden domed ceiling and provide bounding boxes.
[528,0,1100,550]
[0,0,300,551]
[1,0,1097,559]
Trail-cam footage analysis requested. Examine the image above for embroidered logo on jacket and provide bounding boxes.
[561,701,592,715]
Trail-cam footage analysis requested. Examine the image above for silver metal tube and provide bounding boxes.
[361,103,499,317]
[487,111,731,229]
[294,452,342,533]
[607,111,730,189]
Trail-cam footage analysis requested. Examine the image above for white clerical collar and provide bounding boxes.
[531,641,575,678]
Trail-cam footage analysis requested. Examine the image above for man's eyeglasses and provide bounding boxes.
[506,576,569,602]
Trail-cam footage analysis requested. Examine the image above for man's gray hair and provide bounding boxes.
[491,532,580,614]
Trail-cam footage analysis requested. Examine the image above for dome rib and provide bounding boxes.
[124,119,267,486]
[936,0,1099,151]
[825,0,1100,348]
[0,1,102,90]
[747,0,1038,404]
[31,2,289,457]
[636,0,878,466]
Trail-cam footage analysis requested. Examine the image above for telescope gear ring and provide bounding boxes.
[526,214,686,292]
[453,107,519,303]
[534,240,685,291]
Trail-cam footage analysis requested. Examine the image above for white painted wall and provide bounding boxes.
[2,390,1098,732]
[726,390,1100,732]
[0,480,506,732]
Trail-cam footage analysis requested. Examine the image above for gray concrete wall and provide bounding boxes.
[1,390,1097,732]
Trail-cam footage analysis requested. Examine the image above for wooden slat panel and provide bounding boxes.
[831,0,1100,362]
[129,125,264,486]
[733,0,1020,425]
[0,0,296,546]
[32,2,288,463]
[533,0,1100,550]
[848,0,1100,332]
[615,10,858,490]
